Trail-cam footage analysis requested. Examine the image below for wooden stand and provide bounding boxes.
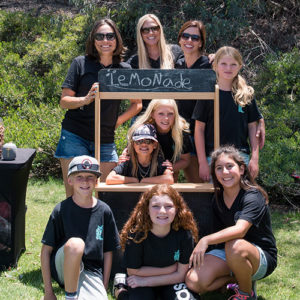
[94,69,220,276]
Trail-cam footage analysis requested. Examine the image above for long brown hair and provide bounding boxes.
[210,146,268,203]
[127,138,160,178]
[85,18,126,63]
[120,184,199,250]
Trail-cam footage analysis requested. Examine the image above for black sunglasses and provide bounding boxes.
[134,139,155,145]
[181,32,201,42]
[94,32,116,41]
[141,25,160,34]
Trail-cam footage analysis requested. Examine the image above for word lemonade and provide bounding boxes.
[99,69,217,93]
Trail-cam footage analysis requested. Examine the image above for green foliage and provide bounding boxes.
[3,102,64,177]
[1,179,300,299]
[0,4,299,202]
[255,49,300,203]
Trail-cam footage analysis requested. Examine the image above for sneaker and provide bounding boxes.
[227,281,257,299]
[113,273,128,299]
[228,288,256,300]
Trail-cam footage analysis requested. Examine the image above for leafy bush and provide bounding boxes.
[3,102,64,177]
[255,49,300,204]
[0,5,299,205]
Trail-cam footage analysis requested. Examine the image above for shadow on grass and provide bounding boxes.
[18,268,63,295]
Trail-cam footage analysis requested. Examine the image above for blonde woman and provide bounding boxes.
[127,14,182,114]
[193,46,263,181]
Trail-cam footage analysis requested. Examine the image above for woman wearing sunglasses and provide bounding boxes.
[127,14,182,115]
[55,18,142,197]
[175,20,212,183]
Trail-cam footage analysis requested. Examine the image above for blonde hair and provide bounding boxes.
[213,46,254,107]
[136,14,174,69]
[128,99,190,162]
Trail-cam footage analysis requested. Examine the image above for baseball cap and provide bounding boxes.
[68,155,101,177]
[132,124,158,142]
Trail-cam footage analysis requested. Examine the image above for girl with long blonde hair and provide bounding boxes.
[193,46,264,182]
[124,99,192,181]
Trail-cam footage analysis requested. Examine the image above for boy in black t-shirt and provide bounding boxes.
[41,155,119,300]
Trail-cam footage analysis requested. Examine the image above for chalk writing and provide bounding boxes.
[99,69,216,93]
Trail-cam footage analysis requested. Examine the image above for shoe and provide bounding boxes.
[113,273,128,299]
[228,288,256,300]
[227,281,257,299]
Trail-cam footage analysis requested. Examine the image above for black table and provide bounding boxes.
[96,183,215,277]
[0,148,36,270]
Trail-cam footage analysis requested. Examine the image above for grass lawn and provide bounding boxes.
[0,178,299,299]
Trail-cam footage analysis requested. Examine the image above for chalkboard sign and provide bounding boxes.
[98,69,216,93]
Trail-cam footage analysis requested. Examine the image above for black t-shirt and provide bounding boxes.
[61,55,131,142]
[157,131,192,161]
[123,228,194,269]
[175,55,212,135]
[41,197,120,282]
[126,44,183,113]
[113,156,167,182]
[212,189,277,277]
[192,90,262,156]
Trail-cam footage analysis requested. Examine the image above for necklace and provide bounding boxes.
[137,163,151,179]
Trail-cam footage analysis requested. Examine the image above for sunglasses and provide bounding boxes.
[181,32,201,42]
[94,32,116,41]
[134,139,155,145]
[141,25,160,34]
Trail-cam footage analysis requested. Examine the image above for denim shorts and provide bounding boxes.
[55,129,118,162]
[207,245,267,280]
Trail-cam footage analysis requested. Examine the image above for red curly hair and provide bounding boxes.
[120,184,199,250]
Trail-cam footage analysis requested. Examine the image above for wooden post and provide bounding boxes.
[214,84,220,150]
[95,85,101,167]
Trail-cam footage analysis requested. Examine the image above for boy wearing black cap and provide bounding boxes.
[41,155,119,300]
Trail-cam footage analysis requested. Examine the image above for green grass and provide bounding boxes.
[0,179,299,299]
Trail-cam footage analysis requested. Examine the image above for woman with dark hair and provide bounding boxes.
[55,19,142,197]
[176,20,265,183]
[176,20,212,183]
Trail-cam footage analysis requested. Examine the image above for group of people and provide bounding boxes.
[40,13,276,300]
[54,14,265,195]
